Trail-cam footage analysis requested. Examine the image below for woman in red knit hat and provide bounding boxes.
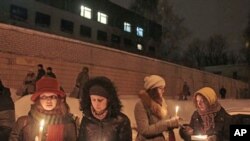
[9,77,77,141]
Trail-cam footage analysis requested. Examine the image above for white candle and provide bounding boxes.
[38,119,45,141]
[175,106,179,116]
[191,135,208,141]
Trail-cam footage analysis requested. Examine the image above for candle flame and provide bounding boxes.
[175,106,179,116]
[39,119,45,132]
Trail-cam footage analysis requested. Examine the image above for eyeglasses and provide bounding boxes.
[40,95,58,100]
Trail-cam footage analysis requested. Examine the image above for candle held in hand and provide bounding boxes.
[191,135,207,141]
[175,106,179,116]
[37,119,45,141]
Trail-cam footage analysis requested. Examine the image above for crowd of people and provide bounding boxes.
[1,67,234,141]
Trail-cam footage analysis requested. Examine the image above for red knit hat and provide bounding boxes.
[31,77,65,101]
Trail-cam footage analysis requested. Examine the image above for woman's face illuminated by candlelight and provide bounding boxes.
[39,92,58,111]
[196,95,208,112]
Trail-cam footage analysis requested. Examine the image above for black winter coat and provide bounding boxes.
[78,113,132,141]
[180,107,232,141]
[0,86,15,141]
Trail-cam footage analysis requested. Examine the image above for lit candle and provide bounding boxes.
[37,119,45,141]
[175,106,179,116]
[191,135,207,141]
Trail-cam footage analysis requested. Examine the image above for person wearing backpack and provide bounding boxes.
[9,77,77,141]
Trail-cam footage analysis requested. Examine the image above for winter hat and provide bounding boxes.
[31,77,65,101]
[144,75,166,90]
[89,85,109,98]
[194,87,217,105]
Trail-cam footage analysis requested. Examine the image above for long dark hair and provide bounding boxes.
[80,76,122,118]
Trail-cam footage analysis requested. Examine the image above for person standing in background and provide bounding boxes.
[36,64,45,81]
[16,69,36,96]
[74,67,89,98]
[0,79,15,141]
[182,81,190,100]
[46,67,56,78]
[219,86,227,99]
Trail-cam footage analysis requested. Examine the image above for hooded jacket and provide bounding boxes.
[78,76,132,141]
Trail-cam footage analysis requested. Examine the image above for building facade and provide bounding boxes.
[0,0,162,58]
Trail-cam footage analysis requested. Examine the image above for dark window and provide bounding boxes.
[35,12,50,27]
[10,5,27,21]
[111,34,120,44]
[149,46,156,53]
[97,30,107,41]
[124,38,133,46]
[80,25,91,38]
[60,19,74,34]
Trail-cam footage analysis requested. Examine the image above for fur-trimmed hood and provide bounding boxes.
[80,76,122,118]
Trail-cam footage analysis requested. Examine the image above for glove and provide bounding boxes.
[207,135,217,141]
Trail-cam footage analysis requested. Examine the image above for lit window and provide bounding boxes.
[124,22,131,32]
[97,12,108,24]
[80,5,92,19]
[136,27,143,37]
[137,44,143,50]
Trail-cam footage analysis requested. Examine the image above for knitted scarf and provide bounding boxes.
[197,102,221,132]
[30,104,65,141]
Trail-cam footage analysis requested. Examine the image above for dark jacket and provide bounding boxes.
[0,87,14,111]
[78,112,132,141]
[0,86,15,141]
[180,107,232,141]
[78,76,132,141]
[9,106,77,141]
[36,69,46,81]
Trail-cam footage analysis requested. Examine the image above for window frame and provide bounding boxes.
[80,5,92,19]
[97,12,108,24]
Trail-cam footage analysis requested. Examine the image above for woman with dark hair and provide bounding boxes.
[179,87,232,141]
[78,76,132,141]
[9,77,77,141]
[134,75,180,141]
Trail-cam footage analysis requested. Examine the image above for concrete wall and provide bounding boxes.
[0,23,248,99]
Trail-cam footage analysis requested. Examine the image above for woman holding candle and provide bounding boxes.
[134,75,180,141]
[9,77,77,141]
[179,87,232,141]
[77,76,132,141]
